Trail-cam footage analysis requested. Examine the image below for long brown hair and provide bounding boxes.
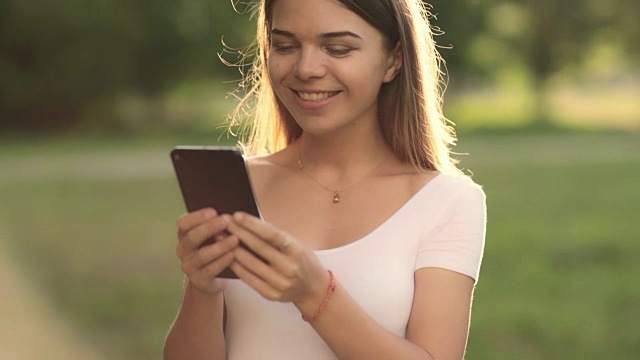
[229,0,461,174]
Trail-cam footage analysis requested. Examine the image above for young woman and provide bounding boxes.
[164,0,486,359]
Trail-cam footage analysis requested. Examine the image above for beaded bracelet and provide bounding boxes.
[302,270,337,323]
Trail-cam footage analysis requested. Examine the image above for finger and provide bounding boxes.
[233,246,292,291]
[214,232,228,242]
[198,251,235,281]
[230,260,283,301]
[177,208,217,237]
[227,222,299,278]
[178,216,230,255]
[182,235,239,274]
[200,230,232,248]
[226,218,286,264]
[232,212,297,251]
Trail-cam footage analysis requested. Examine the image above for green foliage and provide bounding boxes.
[1,0,638,132]
[1,132,638,359]
[0,0,250,130]
[432,0,640,125]
[433,0,640,83]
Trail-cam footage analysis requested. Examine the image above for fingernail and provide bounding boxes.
[204,208,217,218]
[233,212,244,221]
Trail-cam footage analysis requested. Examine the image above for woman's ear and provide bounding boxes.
[383,42,403,83]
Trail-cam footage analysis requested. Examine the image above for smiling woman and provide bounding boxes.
[266,0,400,138]
[163,1,486,359]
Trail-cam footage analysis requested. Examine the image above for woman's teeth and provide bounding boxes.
[297,91,336,101]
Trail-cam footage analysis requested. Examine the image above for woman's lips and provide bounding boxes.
[296,91,339,101]
[291,89,341,110]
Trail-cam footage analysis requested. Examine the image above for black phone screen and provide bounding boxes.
[171,146,260,217]
[170,146,262,278]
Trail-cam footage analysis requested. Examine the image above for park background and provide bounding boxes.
[0,0,638,359]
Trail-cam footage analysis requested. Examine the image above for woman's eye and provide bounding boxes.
[273,44,296,54]
[326,46,353,57]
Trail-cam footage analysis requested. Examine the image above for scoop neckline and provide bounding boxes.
[313,173,446,255]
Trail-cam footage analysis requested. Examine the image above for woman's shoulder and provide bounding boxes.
[425,171,485,204]
[246,147,295,172]
[436,171,483,189]
[245,147,297,190]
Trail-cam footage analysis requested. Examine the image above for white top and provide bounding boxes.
[224,173,487,359]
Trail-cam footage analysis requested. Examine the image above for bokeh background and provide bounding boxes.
[1,0,638,359]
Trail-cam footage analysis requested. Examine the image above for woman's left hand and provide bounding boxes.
[225,212,330,306]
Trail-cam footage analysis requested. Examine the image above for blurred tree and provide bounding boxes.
[515,0,640,125]
[0,0,249,132]
[428,0,485,85]
[1,0,637,132]
[432,0,640,125]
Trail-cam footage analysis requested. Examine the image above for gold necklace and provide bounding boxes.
[297,143,391,204]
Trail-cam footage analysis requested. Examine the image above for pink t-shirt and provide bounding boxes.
[224,173,487,359]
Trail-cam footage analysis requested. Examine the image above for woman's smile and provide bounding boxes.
[290,88,342,110]
[296,90,340,102]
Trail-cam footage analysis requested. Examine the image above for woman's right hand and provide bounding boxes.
[176,208,239,295]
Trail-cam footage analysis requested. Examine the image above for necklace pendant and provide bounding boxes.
[333,192,341,203]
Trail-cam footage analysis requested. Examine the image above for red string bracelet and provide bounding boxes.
[302,270,336,323]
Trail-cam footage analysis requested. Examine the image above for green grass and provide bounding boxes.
[0,131,638,359]
[0,179,187,359]
[467,163,639,359]
[458,132,640,359]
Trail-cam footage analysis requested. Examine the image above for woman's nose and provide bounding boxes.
[293,48,326,80]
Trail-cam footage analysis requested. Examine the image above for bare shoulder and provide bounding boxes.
[245,148,297,193]
[381,161,440,193]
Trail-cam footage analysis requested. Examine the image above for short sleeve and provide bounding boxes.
[415,185,487,283]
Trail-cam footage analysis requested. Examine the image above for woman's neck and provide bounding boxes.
[295,129,393,179]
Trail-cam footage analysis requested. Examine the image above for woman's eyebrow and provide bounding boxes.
[319,31,362,40]
[271,28,295,38]
[270,28,362,40]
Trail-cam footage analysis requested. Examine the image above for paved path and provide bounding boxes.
[0,148,173,359]
[0,233,103,359]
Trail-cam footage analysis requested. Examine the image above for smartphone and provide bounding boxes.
[171,146,262,278]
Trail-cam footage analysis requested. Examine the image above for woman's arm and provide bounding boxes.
[163,208,239,360]
[163,281,227,360]
[289,267,474,360]
[407,269,476,359]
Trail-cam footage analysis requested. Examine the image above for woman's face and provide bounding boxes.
[267,0,400,137]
